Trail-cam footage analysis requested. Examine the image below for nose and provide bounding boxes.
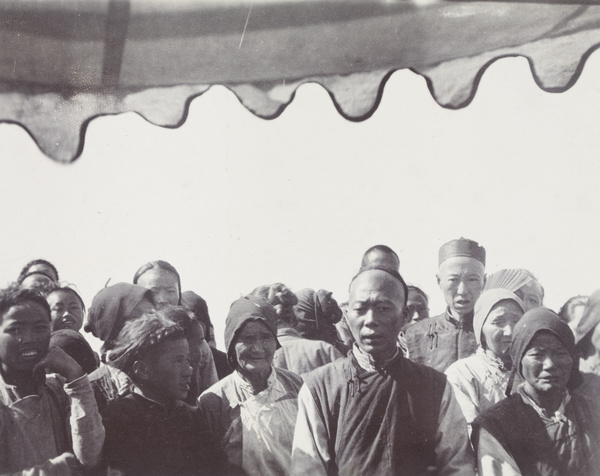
[364,309,378,327]
[19,327,35,343]
[456,280,467,295]
[503,324,513,337]
[542,355,556,370]
[183,362,193,377]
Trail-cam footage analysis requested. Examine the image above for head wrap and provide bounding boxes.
[49,329,98,375]
[506,307,582,395]
[484,268,541,294]
[473,289,524,347]
[181,291,213,335]
[250,283,298,326]
[438,237,486,266]
[107,312,184,378]
[294,288,342,344]
[224,295,280,369]
[574,289,600,344]
[85,283,154,347]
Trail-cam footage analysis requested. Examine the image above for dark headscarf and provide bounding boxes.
[50,329,98,375]
[294,288,342,344]
[85,283,154,348]
[181,290,214,337]
[506,307,582,395]
[575,289,600,345]
[224,295,280,369]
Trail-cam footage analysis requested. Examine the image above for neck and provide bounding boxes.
[448,308,470,322]
[522,383,564,414]
[1,366,38,397]
[135,384,172,406]
[237,367,271,394]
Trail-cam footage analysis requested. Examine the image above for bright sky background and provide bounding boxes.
[1,55,599,350]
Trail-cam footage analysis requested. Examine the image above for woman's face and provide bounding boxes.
[521,331,573,396]
[481,300,523,358]
[136,268,179,309]
[234,320,276,379]
[47,290,84,332]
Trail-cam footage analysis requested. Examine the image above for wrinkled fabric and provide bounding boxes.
[0,373,104,474]
[292,347,475,475]
[446,348,512,427]
[405,309,478,373]
[85,283,153,347]
[294,289,342,345]
[181,290,216,345]
[198,367,302,476]
[273,327,342,375]
[472,387,600,476]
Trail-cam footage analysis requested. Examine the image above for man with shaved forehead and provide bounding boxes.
[291,267,474,475]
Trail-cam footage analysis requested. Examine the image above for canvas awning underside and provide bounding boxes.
[1,0,600,162]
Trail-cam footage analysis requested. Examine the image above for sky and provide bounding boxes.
[1,54,599,349]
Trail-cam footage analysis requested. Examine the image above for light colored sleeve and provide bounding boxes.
[445,362,479,427]
[198,340,219,392]
[291,384,329,476]
[62,374,105,469]
[475,428,522,476]
[434,381,476,476]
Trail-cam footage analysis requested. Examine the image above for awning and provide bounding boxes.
[2,0,600,162]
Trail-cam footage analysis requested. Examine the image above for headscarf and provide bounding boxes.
[485,268,539,293]
[224,295,280,369]
[250,283,298,326]
[181,290,214,339]
[85,283,154,347]
[294,288,342,344]
[575,289,600,344]
[506,307,582,395]
[49,329,98,375]
[473,289,524,347]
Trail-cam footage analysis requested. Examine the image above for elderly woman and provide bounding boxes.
[446,289,525,427]
[472,308,600,476]
[198,295,303,476]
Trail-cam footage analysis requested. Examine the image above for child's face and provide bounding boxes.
[0,301,51,374]
[47,290,84,332]
[141,338,192,403]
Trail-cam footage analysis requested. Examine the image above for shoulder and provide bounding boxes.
[198,374,235,407]
[446,354,481,379]
[473,394,523,428]
[405,313,445,337]
[274,367,303,391]
[399,356,448,389]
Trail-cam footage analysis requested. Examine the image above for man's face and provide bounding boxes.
[437,256,485,318]
[515,281,543,312]
[47,290,84,332]
[406,290,429,323]
[0,301,51,375]
[136,268,180,309]
[347,270,405,361]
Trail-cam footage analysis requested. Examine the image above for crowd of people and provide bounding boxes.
[0,240,599,475]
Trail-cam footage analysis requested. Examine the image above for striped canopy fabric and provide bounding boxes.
[1,0,600,162]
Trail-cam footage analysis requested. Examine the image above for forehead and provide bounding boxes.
[489,300,523,316]
[438,256,485,277]
[137,268,178,286]
[47,290,80,303]
[349,270,405,303]
[407,290,427,304]
[237,320,272,338]
[526,331,566,350]
[518,281,543,297]
[148,337,189,360]
[1,301,50,324]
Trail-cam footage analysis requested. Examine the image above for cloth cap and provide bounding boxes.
[224,295,280,369]
[575,288,600,344]
[85,283,153,346]
[508,307,581,393]
[181,290,214,331]
[50,329,98,375]
[473,289,524,347]
[438,237,486,266]
[294,288,342,344]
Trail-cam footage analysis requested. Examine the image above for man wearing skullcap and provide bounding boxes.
[291,267,475,475]
[405,238,486,372]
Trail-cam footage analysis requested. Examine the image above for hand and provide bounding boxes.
[33,346,85,383]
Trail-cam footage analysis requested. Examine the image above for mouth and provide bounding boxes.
[455,300,470,307]
[19,349,41,361]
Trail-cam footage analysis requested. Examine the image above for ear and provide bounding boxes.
[133,360,151,382]
[482,274,487,288]
[436,273,441,287]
